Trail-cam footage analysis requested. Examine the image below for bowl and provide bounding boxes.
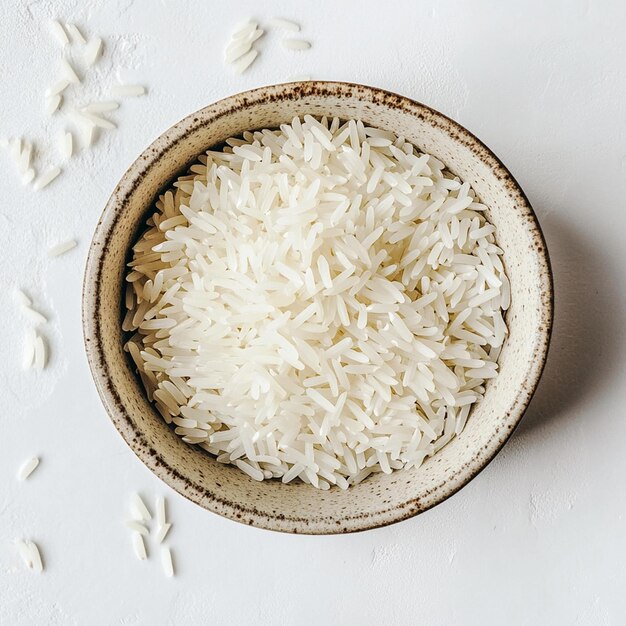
[82,81,552,534]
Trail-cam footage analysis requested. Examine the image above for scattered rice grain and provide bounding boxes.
[281,38,311,50]
[48,239,77,258]
[17,457,40,481]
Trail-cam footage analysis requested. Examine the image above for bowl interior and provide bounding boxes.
[83,82,551,534]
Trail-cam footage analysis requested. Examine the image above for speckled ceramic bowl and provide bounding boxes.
[83,82,552,534]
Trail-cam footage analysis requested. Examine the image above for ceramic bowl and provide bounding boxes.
[82,82,552,534]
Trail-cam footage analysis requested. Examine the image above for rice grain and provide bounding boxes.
[155,523,172,544]
[130,493,152,521]
[161,546,174,577]
[15,540,43,572]
[126,520,149,535]
[17,457,40,481]
[48,239,77,258]
[110,84,146,98]
[61,58,80,84]
[45,94,63,116]
[65,23,86,45]
[269,17,300,31]
[59,132,73,160]
[125,116,509,488]
[233,49,259,74]
[33,166,61,190]
[49,20,69,46]
[45,80,70,97]
[132,532,147,560]
[34,335,47,370]
[281,39,311,50]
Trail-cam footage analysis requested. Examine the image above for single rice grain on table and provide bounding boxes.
[155,496,166,525]
[14,289,31,307]
[124,115,509,490]
[268,17,300,31]
[161,546,174,577]
[23,328,37,369]
[33,166,61,190]
[49,20,69,46]
[84,37,103,67]
[110,84,145,98]
[45,79,70,97]
[34,334,47,370]
[83,101,119,113]
[60,58,80,84]
[130,493,152,521]
[65,23,86,45]
[281,38,311,50]
[59,132,73,160]
[17,457,40,481]
[132,532,147,560]
[49,238,78,259]
[155,523,172,545]
[15,539,43,572]
[21,305,47,325]
[21,168,36,185]
[126,520,149,536]
[45,94,63,116]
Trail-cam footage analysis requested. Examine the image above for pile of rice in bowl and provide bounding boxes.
[123,115,509,490]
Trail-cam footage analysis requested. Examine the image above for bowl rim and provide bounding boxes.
[82,81,553,534]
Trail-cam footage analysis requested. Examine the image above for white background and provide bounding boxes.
[1,1,625,624]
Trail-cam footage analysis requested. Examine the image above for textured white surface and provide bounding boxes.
[0,0,625,624]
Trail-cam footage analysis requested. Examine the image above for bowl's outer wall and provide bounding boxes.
[83,82,552,534]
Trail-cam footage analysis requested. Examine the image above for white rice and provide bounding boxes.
[130,493,152,521]
[61,58,80,84]
[45,79,70,97]
[233,49,259,74]
[231,20,258,40]
[225,28,264,63]
[17,141,33,174]
[83,101,119,113]
[281,38,311,50]
[126,520,149,535]
[81,111,116,129]
[49,20,69,46]
[22,306,47,325]
[110,84,145,98]
[65,23,86,45]
[161,546,174,577]
[45,94,63,116]
[15,289,31,307]
[81,123,96,147]
[9,138,22,166]
[84,37,103,67]
[15,539,43,572]
[125,116,509,489]
[59,132,73,160]
[17,457,40,481]
[132,532,147,560]
[21,168,36,186]
[269,17,300,31]
[155,496,166,525]
[33,166,61,190]
[66,108,92,128]
[23,328,37,369]
[34,334,47,370]
[225,20,264,72]
[155,523,172,544]
[48,239,76,258]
